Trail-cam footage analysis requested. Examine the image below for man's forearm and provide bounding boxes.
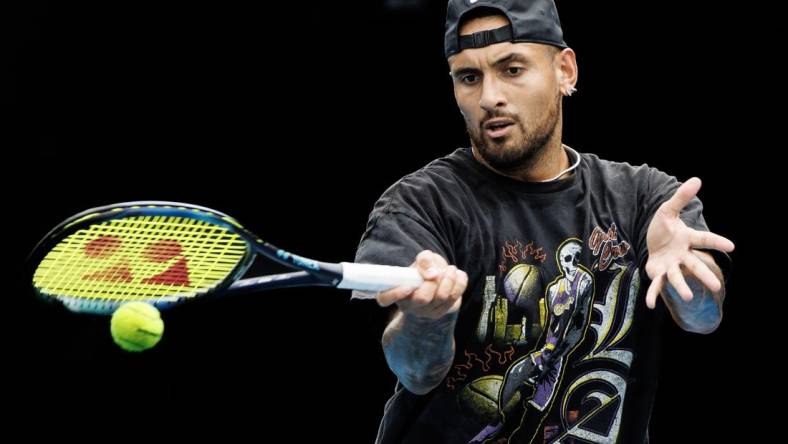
[662,250,725,334]
[382,310,458,395]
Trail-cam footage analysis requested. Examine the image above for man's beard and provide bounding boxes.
[469,93,561,175]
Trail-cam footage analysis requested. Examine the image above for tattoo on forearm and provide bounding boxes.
[383,311,458,393]
[665,276,723,333]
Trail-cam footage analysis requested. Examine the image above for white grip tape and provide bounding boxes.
[338,262,424,295]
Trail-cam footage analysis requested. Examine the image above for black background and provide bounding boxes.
[7,1,771,441]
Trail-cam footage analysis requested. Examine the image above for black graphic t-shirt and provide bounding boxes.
[354,147,730,444]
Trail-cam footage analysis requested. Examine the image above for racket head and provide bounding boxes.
[28,202,258,314]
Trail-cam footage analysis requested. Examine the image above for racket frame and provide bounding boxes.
[28,201,342,313]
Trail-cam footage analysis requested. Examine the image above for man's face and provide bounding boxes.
[449,15,563,174]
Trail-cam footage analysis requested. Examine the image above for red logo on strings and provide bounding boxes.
[84,235,122,258]
[81,236,191,286]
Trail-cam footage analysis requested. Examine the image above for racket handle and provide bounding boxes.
[337,262,424,294]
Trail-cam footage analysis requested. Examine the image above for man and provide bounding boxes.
[353,1,734,442]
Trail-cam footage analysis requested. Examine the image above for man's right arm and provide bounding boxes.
[377,250,468,395]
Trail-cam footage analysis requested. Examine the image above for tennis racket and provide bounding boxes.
[28,201,422,314]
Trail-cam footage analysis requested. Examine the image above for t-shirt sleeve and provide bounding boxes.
[351,178,454,299]
[634,167,732,283]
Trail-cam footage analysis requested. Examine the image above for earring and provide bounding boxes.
[564,86,577,97]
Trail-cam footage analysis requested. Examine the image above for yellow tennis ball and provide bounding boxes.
[110,302,164,352]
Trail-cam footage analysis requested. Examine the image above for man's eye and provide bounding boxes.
[461,74,479,84]
[507,67,524,76]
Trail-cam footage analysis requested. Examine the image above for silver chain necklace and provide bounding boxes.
[539,145,581,182]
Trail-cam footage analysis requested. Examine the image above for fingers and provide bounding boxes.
[428,267,467,317]
[645,272,664,309]
[384,250,468,319]
[660,177,702,217]
[434,266,458,303]
[376,285,415,307]
[447,269,468,312]
[689,229,736,253]
[667,264,693,302]
[646,247,725,309]
[415,249,448,272]
[378,250,442,308]
[684,251,722,293]
[410,281,440,306]
[410,265,451,307]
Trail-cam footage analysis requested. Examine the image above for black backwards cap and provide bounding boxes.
[444,0,568,58]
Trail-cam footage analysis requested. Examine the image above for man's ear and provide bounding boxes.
[556,48,578,96]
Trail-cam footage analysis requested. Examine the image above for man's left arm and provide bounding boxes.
[643,177,735,333]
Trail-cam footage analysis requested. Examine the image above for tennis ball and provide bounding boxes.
[110,302,164,352]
